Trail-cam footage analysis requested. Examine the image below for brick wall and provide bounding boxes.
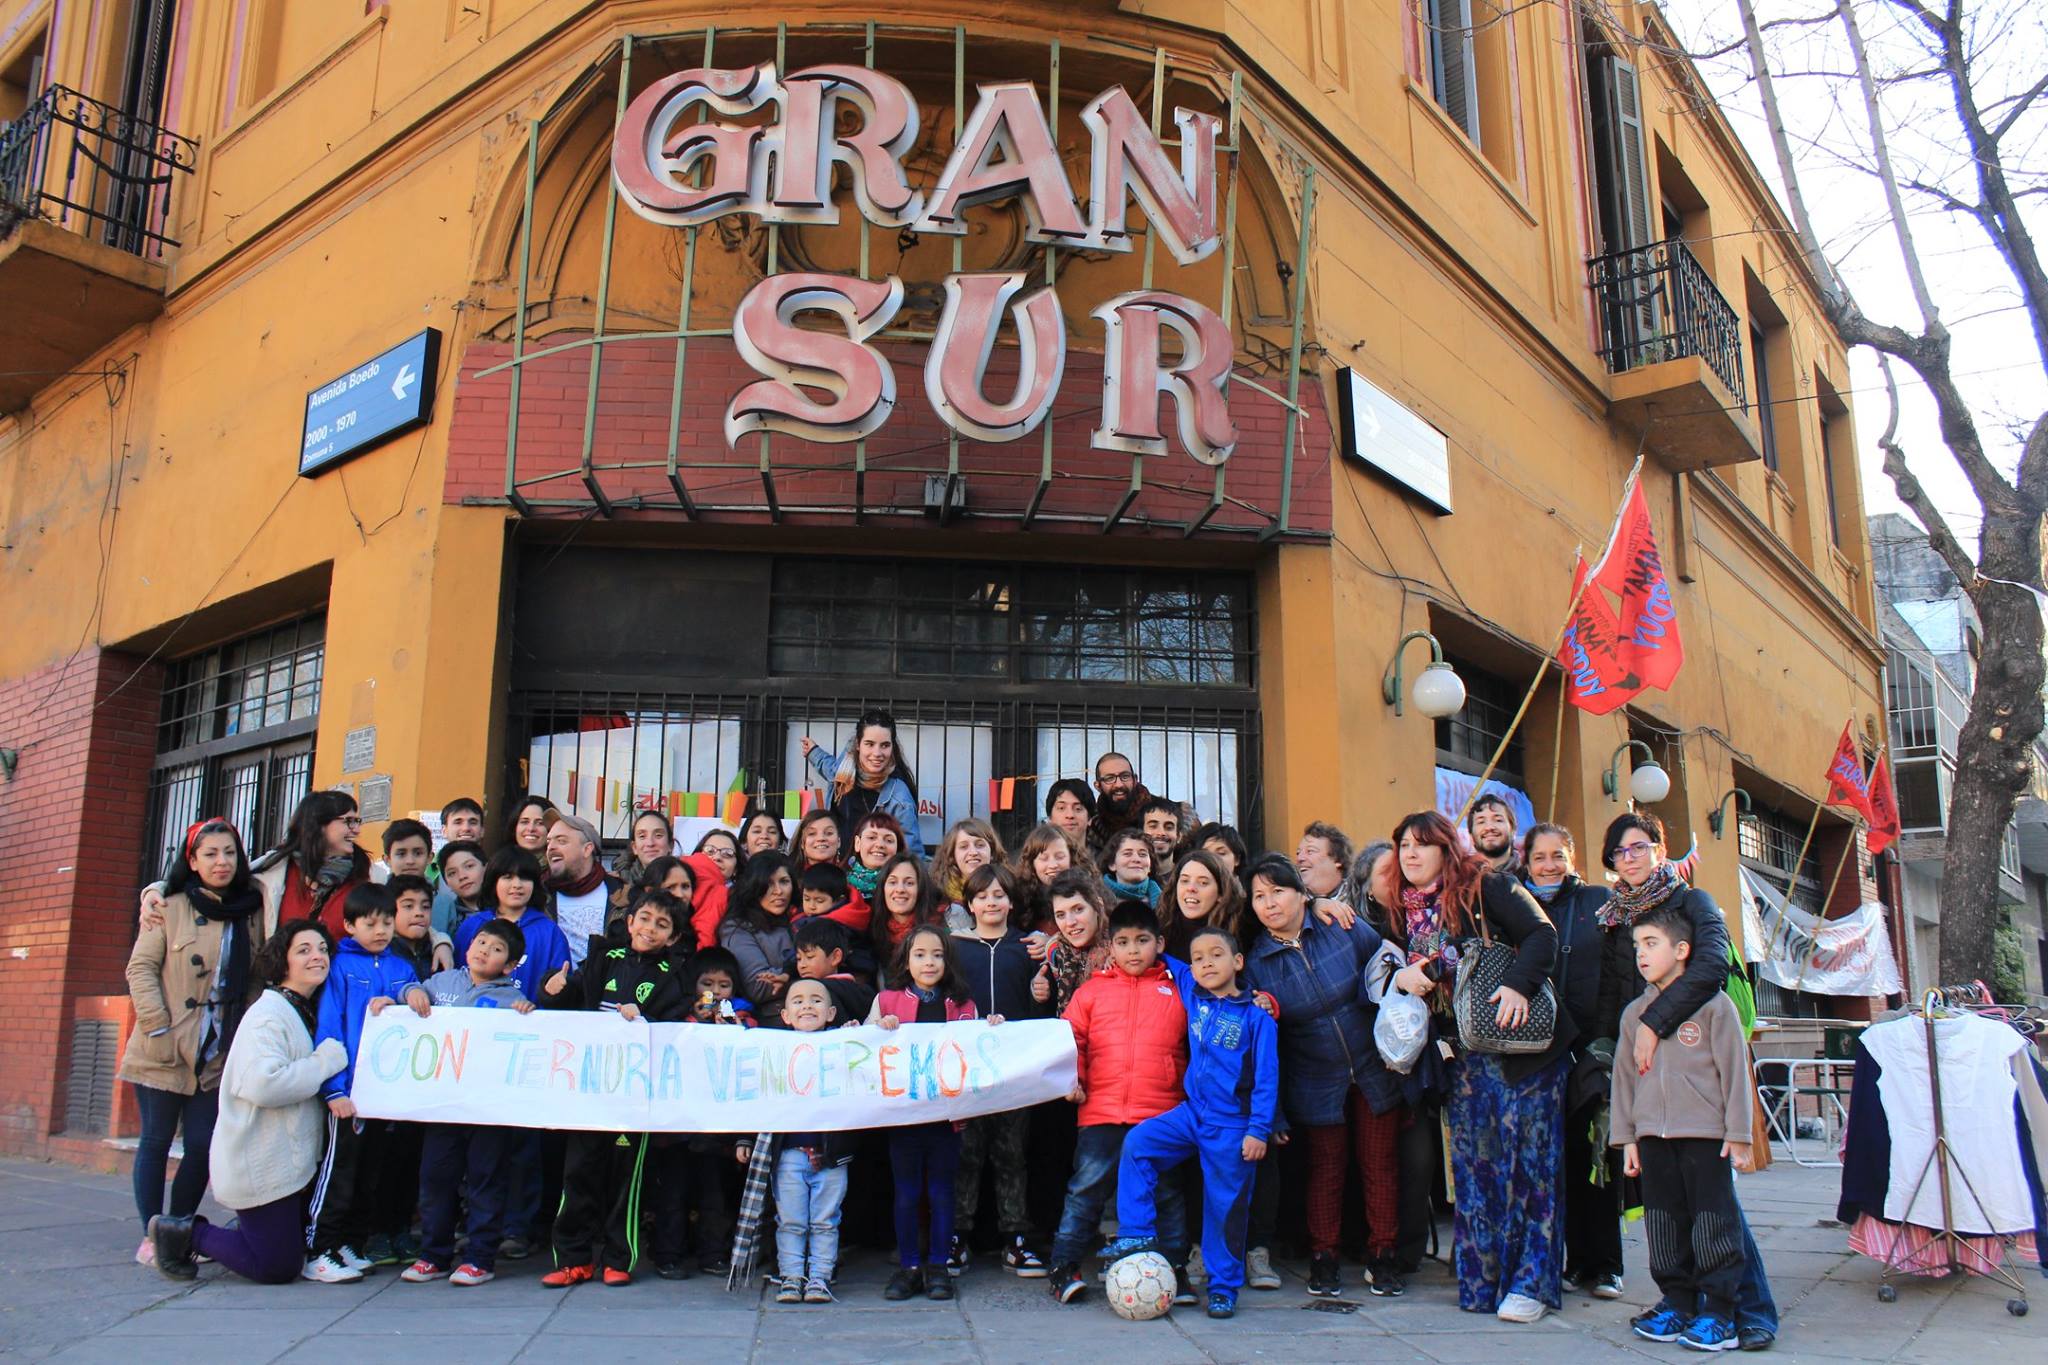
[444,334,1335,537]
[0,650,160,1155]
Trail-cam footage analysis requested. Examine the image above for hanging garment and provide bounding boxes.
[1858,1014,2037,1236]
[1846,1213,2037,1277]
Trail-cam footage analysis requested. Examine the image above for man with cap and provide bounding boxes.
[545,811,621,967]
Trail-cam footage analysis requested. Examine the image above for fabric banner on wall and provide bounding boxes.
[1738,868,1903,998]
[1434,767,1534,831]
[351,1010,1077,1133]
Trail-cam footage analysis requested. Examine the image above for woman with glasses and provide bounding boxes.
[140,791,387,940]
[1592,810,1776,1351]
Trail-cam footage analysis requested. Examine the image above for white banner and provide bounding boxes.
[350,1009,1077,1133]
[1739,868,1903,998]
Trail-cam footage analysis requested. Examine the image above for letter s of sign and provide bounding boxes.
[612,63,780,227]
[1091,291,1239,465]
[727,273,906,446]
[926,272,1066,442]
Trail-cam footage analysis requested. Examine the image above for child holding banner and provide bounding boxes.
[870,924,980,1301]
[538,891,692,1287]
[752,979,858,1304]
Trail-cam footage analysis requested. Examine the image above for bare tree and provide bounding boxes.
[1716,0,2047,987]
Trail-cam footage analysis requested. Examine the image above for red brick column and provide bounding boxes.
[0,649,160,1154]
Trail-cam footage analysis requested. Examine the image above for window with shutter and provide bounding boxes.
[1426,0,1482,143]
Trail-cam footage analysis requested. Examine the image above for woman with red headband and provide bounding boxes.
[120,816,274,1266]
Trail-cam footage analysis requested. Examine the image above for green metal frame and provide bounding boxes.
[478,25,1319,537]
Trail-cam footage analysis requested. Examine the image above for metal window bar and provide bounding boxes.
[477,25,1317,538]
[0,84,197,255]
[1433,654,1526,778]
[1738,806,1823,913]
[1586,237,1746,404]
[511,687,1262,854]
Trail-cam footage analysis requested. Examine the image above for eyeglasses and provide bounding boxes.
[1615,841,1657,860]
[1099,772,1136,786]
[336,816,363,829]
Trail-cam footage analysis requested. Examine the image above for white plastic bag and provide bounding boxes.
[1375,987,1429,1074]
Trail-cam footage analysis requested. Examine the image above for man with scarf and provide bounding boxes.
[1467,794,1520,877]
[1087,752,1154,852]
[544,812,622,968]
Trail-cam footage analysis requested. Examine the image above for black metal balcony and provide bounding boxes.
[0,83,197,257]
[1588,238,1746,405]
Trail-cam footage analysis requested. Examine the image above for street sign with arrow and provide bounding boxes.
[299,328,442,478]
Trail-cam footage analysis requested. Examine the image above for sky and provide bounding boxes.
[1664,0,2046,553]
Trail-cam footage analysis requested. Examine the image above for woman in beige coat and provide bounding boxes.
[121,817,275,1265]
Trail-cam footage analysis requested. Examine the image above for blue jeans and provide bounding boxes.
[1730,1200,1778,1333]
[774,1148,848,1281]
[131,1083,218,1230]
[1052,1123,1185,1267]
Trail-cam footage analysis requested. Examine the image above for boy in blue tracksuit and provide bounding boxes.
[1104,924,1279,1319]
[306,885,421,1281]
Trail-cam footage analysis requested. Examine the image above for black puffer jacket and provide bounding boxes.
[1532,875,1611,1042]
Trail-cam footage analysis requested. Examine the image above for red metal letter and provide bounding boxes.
[777,65,921,226]
[727,273,905,445]
[613,63,779,227]
[925,272,1066,442]
[1081,87,1221,264]
[1091,290,1238,465]
[915,82,1087,242]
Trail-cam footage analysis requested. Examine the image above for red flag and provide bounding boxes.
[1590,476,1684,691]
[1866,754,1901,856]
[1824,721,1878,824]
[1558,553,1641,715]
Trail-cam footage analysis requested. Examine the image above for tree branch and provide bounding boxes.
[1875,358,1981,587]
[1989,71,2048,144]
[1839,0,1940,328]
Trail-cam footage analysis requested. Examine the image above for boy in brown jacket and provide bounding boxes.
[1611,903,1754,1353]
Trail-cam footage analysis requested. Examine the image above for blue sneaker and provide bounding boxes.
[1098,1236,1156,1261]
[1207,1290,1236,1319]
[1632,1304,1690,1342]
[1681,1316,1739,1352]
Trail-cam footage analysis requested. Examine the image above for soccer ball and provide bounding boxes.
[1105,1251,1176,1321]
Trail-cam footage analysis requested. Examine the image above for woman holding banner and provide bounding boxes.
[147,920,349,1283]
[802,709,925,858]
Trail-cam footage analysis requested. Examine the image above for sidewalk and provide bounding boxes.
[0,1151,2034,1363]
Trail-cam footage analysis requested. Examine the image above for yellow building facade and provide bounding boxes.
[0,0,1884,1153]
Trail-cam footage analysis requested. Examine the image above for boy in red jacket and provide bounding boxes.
[1048,900,1190,1303]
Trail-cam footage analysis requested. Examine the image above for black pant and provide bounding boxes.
[372,1121,425,1240]
[309,1111,387,1256]
[641,1140,689,1266]
[555,1131,653,1271]
[1393,1103,1441,1272]
[1638,1136,1745,1318]
[1562,1103,1623,1279]
[418,1124,510,1271]
[676,1145,736,1260]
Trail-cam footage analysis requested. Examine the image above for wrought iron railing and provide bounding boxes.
[1587,238,1746,404]
[0,84,197,257]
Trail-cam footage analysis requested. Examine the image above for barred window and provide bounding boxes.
[1738,803,1822,913]
[1434,655,1525,779]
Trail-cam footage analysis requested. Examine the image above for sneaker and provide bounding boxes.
[336,1245,374,1274]
[135,1237,157,1268]
[1307,1252,1342,1297]
[363,1233,399,1267]
[1737,1328,1776,1352]
[498,1235,533,1261]
[1050,1262,1086,1304]
[449,1263,495,1286]
[1681,1317,1740,1352]
[1366,1260,1406,1297]
[1633,1304,1690,1342]
[301,1252,363,1284]
[884,1266,925,1300]
[775,1276,804,1304]
[804,1277,834,1304]
[1185,1244,1208,1287]
[945,1235,969,1276]
[1098,1235,1156,1262]
[146,1215,196,1281]
[1003,1235,1049,1277]
[654,1260,691,1281]
[925,1270,955,1301]
[1591,1271,1625,1300]
[1171,1267,1199,1307]
[540,1263,596,1288]
[602,1266,631,1287]
[1497,1292,1548,1323]
[700,1254,731,1277]
[1246,1246,1281,1291]
[400,1259,448,1283]
[1207,1290,1237,1320]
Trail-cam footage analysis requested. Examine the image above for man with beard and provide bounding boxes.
[543,812,621,967]
[1138,796,1188,875]
[1466,794,1520,876]
[1087,752,1153,851]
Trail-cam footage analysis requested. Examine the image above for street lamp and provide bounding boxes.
[1381,631,1466,719]
[1708,787,1752,839]
[1602,740,1671,804]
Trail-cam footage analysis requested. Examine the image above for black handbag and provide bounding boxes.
[1452,900,1558,1056]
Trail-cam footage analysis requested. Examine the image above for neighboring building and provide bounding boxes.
[0,2,1884,1155]
[1873,513,2048,1002]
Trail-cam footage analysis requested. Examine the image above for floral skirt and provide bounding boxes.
[1449,1051,1567,1311]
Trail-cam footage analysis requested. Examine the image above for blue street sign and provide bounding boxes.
[299,328,441,477]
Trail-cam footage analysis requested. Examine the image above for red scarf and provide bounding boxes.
[551,862,607,898]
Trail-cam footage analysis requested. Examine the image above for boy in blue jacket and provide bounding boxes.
[305,884,421,1282]
[1104,925,1279,1320]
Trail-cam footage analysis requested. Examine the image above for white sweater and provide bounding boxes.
[208,989,348,1211]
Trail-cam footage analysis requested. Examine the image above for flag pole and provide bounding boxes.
[1546,676,1568,823]
[1770,718,1851,961]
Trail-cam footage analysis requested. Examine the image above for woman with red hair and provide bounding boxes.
[1384,810,1573,1324]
